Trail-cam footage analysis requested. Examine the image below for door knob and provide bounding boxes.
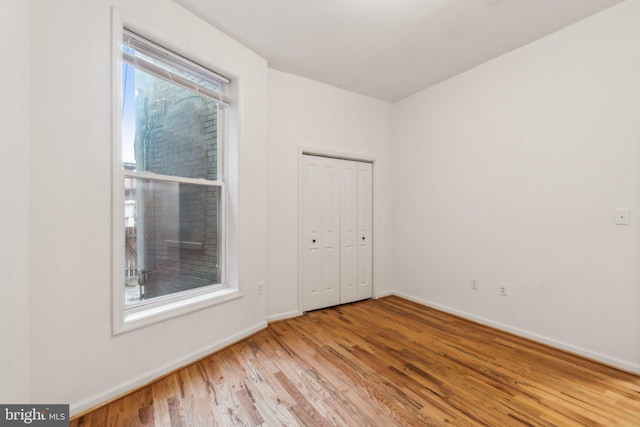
[312,239,316,243]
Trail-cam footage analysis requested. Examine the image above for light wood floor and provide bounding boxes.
[71,296,640,426]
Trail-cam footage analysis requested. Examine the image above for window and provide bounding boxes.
[114,28,239,333]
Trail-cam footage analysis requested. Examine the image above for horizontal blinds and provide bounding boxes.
[123,29,230,105]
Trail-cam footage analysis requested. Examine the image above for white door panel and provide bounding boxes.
[357,162,373,300]
[321,157,341,308]
[302,155,323,310]
[340,160,358,303]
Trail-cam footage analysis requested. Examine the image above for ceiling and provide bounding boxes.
[174,0,625,102]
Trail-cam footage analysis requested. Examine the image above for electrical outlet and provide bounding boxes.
[258,282,264,295]
[499,286,508,297]
[471,278,479,290]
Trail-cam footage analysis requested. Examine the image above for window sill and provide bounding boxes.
[113,287,242,335]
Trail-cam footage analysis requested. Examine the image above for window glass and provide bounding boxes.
[124,179,222,305]
[122,66,220,181]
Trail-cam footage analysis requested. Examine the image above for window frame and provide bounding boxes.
[111,15,241,335]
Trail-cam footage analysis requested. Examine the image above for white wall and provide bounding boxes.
[13,0,640,411]
[266,69,393,320]
[393,0,640,372]
[29,0,267,413]
[0,0,31,403]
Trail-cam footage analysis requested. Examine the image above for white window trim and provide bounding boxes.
[111,9,241,335]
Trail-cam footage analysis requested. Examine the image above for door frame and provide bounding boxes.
[297,146,377,314]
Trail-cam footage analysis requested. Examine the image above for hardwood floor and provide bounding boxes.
[71,296,640,426]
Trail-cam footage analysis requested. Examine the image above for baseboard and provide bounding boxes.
[375,291,394,299]
[70,320,268,417]
[266,310,301,323]
[391,291,640,375]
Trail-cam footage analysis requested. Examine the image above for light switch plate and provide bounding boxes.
[615,208,630,225]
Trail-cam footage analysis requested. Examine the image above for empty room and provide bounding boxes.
[2,0,640,425]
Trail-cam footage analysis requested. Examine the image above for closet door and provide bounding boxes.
[301,155,373,311]
[340,160,358,303]
[302,155,341,311]
[356,162,373,300]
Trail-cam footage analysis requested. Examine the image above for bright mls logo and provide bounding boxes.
[0,405,68,427]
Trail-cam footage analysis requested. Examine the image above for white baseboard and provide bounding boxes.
[266,310,301,323]
[391,291,640,375]
[70,321,268,417]
[375,290,394,298]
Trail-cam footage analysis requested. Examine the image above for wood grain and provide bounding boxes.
[71,296,640,426]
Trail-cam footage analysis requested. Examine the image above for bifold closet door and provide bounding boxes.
[301,155,341,311]
[301,154,372,312]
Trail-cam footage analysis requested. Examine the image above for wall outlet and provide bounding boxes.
[258,282,264,295]
[471,278,479,290]
[499,286,508,296]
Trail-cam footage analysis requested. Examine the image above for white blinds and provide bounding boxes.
[122,29,230,105]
